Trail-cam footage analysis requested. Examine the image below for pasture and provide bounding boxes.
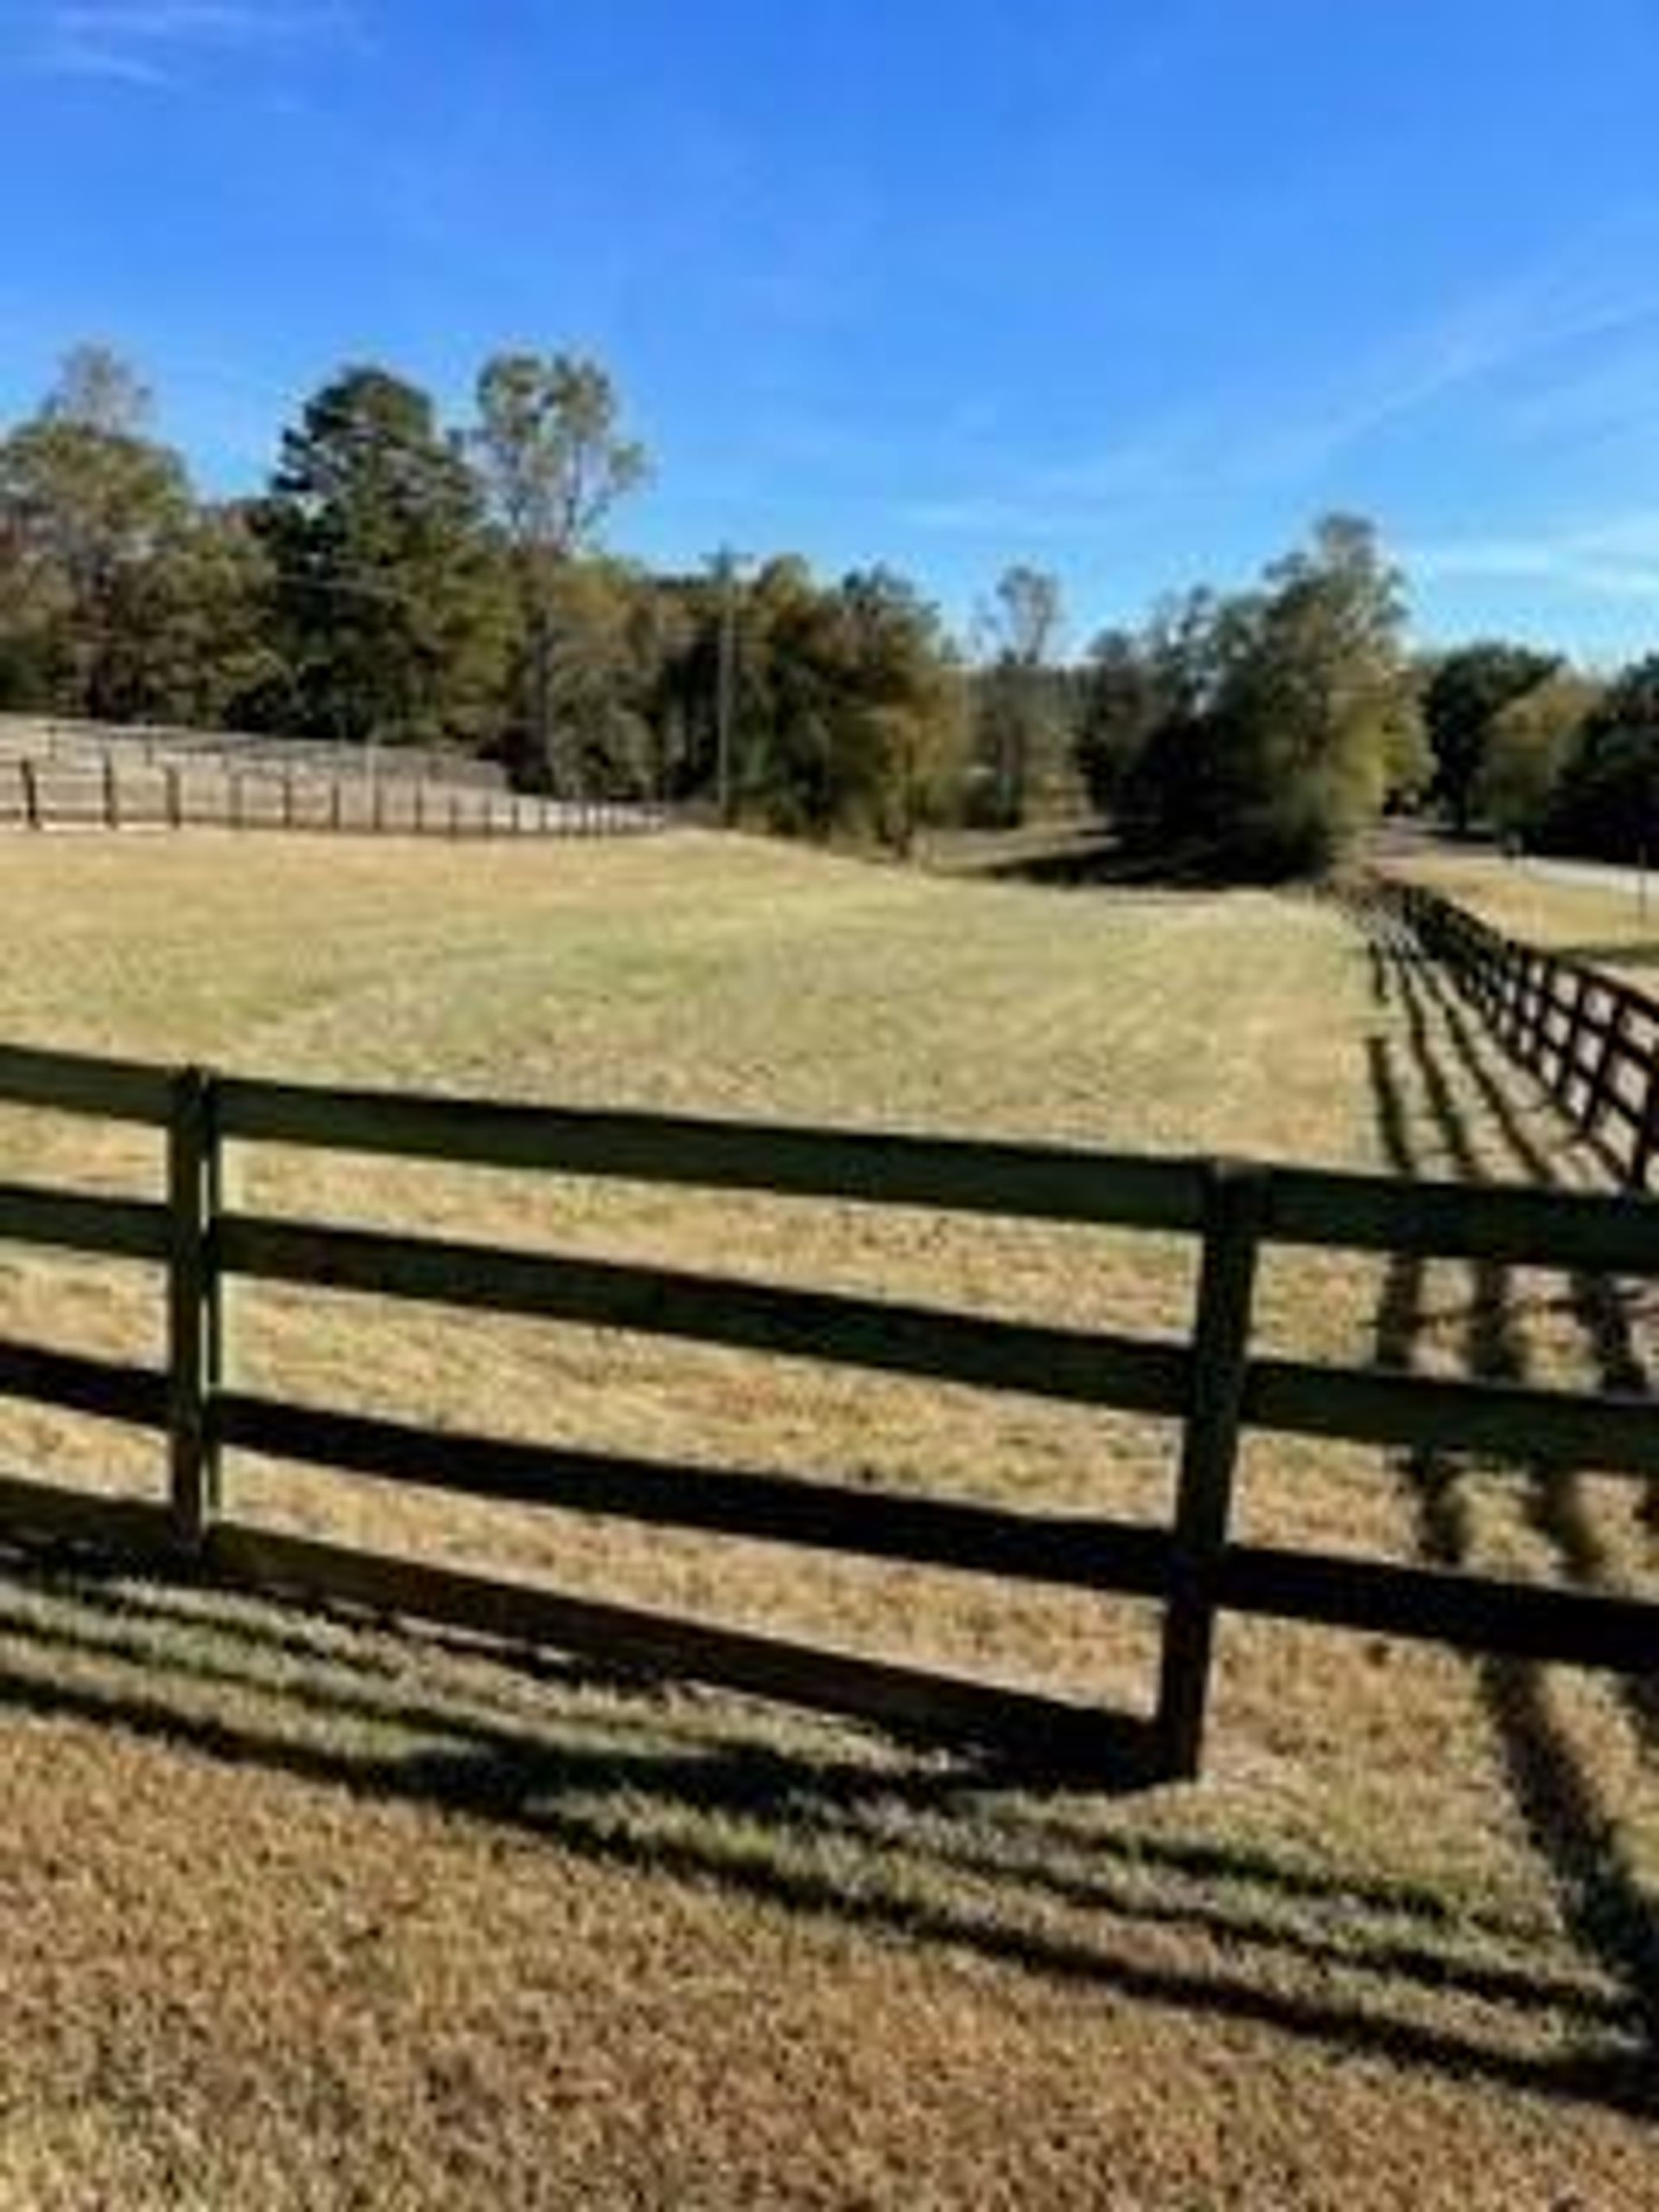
[0,831,1654,2209]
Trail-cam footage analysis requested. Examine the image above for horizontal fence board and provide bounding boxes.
[0,1336,169,1427]
[204,1519,1157,1773]
[0,1472,172,1557]
[214,1390,1177,1593]
[1248,1356,1659,1476]
[216,1079,1207,1229]
[219,1078,1656,1269]
[0,1041,172,1124]
[0,1182,169,1262]
[217,1215,1194,1414]
[1268,1163,1658,1273]
[1219,1542,1659,1670]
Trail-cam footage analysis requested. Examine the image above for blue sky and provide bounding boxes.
[3,1,1659,658]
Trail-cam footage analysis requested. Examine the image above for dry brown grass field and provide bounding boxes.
[0,830,1654,2208]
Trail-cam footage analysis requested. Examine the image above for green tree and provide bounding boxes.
[834,566,966,851]
[472,353,648,789]
[257,365,509,751]
[0,345,197,717]
[972,564,1067,824]
[1474,671,1600,842]
[729,556,831,830]
[41,341,155,438]
[1120,517,1417,878]
[731,558,963,849]
[1073,626,1166,812]
[532,557,685,797]
[1423,639,1558,835]
[1541,657,1659,862]
[140,501,288,728]
[1116,586,1261,862]
[623,577,698,804]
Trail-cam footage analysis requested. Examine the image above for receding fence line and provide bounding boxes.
[0,711,513,791]
[0,1036,1652,1783]
[0,753,671,842]
[1379,877,1659,1194]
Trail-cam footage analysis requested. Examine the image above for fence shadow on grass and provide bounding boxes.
[0,1529,1653,2120]
[1359,912,1659,2075]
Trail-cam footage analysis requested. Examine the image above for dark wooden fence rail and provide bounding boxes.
[1381,877,1659,1192]
[0,1038,1653,1783]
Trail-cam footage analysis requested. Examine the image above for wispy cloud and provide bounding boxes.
[26,1,360,88]
[1497,340,1659,454]
[1247,252,1659,483]
[1410,512,1659,604]
[894,228,1659,552]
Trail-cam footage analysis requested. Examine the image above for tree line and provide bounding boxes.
[0,343,968,843]
[1418,643,1658,866]
[1005,524,1658,876]
[2,342,1652,874]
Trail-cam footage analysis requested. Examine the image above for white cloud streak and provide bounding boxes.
[894,233,1659,551]
[28,0,359,86]
[1409,514,1659,604]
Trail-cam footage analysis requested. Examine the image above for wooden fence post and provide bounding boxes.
[103,753,119,830]
[283,769,296,831]
[204,1090,236,1517]
[167,764,183,830]
[330,779,342,835]
[1510,946,1530,1050]
[1556,970,1588,1104]
[1586,993,1630,1138]
[1155,1159,1267,1781]
[1503,942,1530,1052]
[167,1067,215,1551]
[19,758,39,831]
[1513,949,1534,1057]
[1543,967,1567,1092]
[1503,946,1530,1048]
[1538,960,1561,1073]
[1484,935,1503,1020]
[1519,952,1542,1065]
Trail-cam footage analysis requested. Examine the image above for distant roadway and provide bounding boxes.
[1370,822,1656,911]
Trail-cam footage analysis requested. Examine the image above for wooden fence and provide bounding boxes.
[0,756,664,841]
[0,713,512,790]
[0,1040,1653,1782]
[1382,879,1659,1193]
